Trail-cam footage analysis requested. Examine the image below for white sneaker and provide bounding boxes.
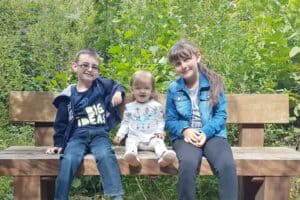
[158,150,176,167]
[124,152,141,167]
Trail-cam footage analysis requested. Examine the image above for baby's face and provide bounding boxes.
[131,79,152,103]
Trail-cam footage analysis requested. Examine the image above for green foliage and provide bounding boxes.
[0,0,300,199]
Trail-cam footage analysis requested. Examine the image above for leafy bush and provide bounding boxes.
[0,0,299,199]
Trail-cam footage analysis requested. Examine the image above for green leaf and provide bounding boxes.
[293,104,300,117]
[158,56,168,64]
[149,45,160,55]
[289,47,300,58]
[108,46,122,54]
[124,30,134,39]
[71,178,81,189]
[35,76,44,82]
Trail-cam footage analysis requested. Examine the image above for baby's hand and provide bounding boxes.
[113,136,121,145]
[154,133,165,140]
[111,91,122,107]
[46,147,62,154]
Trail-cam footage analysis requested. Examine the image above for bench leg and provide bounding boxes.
[14,176,41,200]
[41,176,56,200]
[238,176,263,200]
[255,177,291,200]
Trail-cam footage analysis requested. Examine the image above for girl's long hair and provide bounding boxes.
[169,39,224,106]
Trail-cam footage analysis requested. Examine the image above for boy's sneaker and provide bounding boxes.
[124,152,141,167]
[158,150,176,167]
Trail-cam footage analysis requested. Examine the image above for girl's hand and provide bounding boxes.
[111,91,122,107]
[183,128,200,145]
[46,147,62,154]
[113,136,121,145]
[183,128,206,147]
[194,132,207,147]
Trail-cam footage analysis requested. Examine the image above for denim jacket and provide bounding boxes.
[165,72,227,142]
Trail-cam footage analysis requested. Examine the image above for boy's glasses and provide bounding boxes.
[78,62,99,71]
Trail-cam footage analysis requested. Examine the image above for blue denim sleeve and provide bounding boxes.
[200,92,227,139]
[165,88,190,140]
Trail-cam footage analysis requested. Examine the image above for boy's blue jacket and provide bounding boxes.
[165,72,227,142]
[52,76,125,150]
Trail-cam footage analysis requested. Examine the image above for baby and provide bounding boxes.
[113,70,176,167]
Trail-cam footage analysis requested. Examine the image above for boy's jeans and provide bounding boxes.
[54,129,124,200]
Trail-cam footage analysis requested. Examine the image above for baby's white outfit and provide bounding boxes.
[116,99,168,158]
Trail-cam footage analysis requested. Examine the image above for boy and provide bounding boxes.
[46,48,124,200]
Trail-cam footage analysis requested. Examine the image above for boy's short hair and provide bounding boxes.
[75,48,100,62]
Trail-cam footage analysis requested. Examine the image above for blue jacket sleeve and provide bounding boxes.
[53,102,68,147]
[200,92,227,139]
[99,77,125,130]
[165,88,190,140]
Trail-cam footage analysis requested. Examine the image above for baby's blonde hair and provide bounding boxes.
[130,70,158,100]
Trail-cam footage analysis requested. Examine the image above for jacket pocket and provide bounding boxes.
[174,93,191,117]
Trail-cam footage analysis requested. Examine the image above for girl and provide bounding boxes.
[165,40,237,200]
[114,70,176,167]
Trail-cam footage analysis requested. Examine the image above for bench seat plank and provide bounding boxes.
[1,146,299,176]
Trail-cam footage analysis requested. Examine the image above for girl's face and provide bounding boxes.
[72,54,99,84]
[172,54,201,81]
[131,78,152,103]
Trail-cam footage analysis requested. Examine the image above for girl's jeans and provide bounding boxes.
[173,136,237,200]
[54,129,124,200]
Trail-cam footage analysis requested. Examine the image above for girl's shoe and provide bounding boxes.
[158,150,176,167]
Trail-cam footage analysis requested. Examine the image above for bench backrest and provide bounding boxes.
[9,91,289,147]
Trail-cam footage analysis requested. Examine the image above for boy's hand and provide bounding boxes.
[113,136,122,145]
[46,147,62,154]
[111,91,122,107]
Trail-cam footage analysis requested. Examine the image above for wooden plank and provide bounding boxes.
[239,124,264,147]
[1,146,300,176]
[9,92,289,124]
[9,91,57,123]
[14,176,40,200]
[255,177,291,200]
[227,94,289,124]
[34,125,54,146]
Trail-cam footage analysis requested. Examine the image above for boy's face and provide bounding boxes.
[72,54,99,84]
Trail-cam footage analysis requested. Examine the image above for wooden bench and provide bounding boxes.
[0,91,299,200]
